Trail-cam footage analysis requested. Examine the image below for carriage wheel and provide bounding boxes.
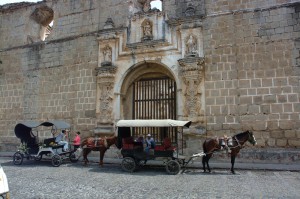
[13,152,23,165]
[51,155,62,167]
[69,152,78,163]
[166,160,181,175]
[121,157,136,172]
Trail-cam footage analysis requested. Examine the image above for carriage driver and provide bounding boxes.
[54,130,69,152]
[145,134,155,153]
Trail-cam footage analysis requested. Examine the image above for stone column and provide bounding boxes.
[95,65,117,136]
[178,57,205,123]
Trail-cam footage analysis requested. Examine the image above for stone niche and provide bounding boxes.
[127,9,167,44]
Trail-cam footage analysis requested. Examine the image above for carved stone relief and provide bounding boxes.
[142,0,152,12]
[185,35,198,57]
[103,18,115,29]
[178,57,205,122]
[141,19,153,41]
[102,45,112,66]
[185,4,196,17]
[96,67,117,124]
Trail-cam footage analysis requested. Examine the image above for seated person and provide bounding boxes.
[145,134,155,154]
[136,134,144,143]
[73,131,81,150]
[54,130,69,152]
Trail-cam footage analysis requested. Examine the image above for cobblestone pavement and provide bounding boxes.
[1,157,300,199]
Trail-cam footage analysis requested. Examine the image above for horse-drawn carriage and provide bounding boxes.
[12,120,79,167]
[116,119,205,175]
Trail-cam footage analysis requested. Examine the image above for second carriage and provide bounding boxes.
[12,120,79,167]
[116,119,205,175]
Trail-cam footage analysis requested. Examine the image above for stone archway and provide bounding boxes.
[120,62,177,119]
[117,61,179,142]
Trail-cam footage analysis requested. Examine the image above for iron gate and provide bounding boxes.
[132,77,177,142]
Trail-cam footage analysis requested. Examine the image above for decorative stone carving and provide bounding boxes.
[143,0,151,12]
[102,45,112,66]
[142,20,153,41]
[178,57,205,122]
[96,66,117,124]
[103,18,115,29]
[185,35,198,57]
[185,5,196,17]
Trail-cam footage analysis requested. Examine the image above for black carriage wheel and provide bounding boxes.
[51,155,62,167]
[69,152,78,163]
[13,152,23,165]
[121,157,136,172]
[166,160,181,175]
[34,154,42,161]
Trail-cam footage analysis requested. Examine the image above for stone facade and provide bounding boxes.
[0,0,299,154]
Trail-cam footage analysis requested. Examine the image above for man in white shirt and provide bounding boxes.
[55,130,69,152]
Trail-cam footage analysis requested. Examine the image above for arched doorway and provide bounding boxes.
[119,62,178,142]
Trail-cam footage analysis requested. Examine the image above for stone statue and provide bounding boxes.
[143,0,151,12]
[143,21,152,37]
[103,45,112,63]
[186,35,197,56]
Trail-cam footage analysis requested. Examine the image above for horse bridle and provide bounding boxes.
[232,131,253,149]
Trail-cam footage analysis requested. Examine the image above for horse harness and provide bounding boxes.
[86,137,108,148]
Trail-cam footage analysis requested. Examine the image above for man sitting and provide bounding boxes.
[145,134,155,154]
[54,130,69,152]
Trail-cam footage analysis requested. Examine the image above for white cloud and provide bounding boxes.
[0,0,42,6]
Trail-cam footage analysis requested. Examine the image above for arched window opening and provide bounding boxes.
[30,6,54,41]
[44,20,53,40]
[150,0,162,11]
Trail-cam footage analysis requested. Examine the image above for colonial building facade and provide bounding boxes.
[0,0,299,157]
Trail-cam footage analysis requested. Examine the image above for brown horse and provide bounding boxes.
[202,130,256,174]
[80,135,117,167]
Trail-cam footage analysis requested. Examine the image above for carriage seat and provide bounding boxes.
[122,137,134,150]
[122,137,144,150]
[43,138,64,149]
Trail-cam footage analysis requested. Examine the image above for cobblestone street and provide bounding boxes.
[1,157,300,199]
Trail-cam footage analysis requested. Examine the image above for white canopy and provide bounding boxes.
[116,119,191,128]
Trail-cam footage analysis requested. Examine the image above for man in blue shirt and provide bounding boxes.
[145,134,155,153]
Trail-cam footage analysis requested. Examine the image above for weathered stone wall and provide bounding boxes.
[203,0,300,148]
[0,0,299,153]
[0,3,41,49]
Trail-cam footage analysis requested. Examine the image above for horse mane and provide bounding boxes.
[234,130,250,139]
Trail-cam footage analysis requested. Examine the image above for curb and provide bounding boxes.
[2,152,299,171]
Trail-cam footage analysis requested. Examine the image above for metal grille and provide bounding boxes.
[132,77,177,142]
